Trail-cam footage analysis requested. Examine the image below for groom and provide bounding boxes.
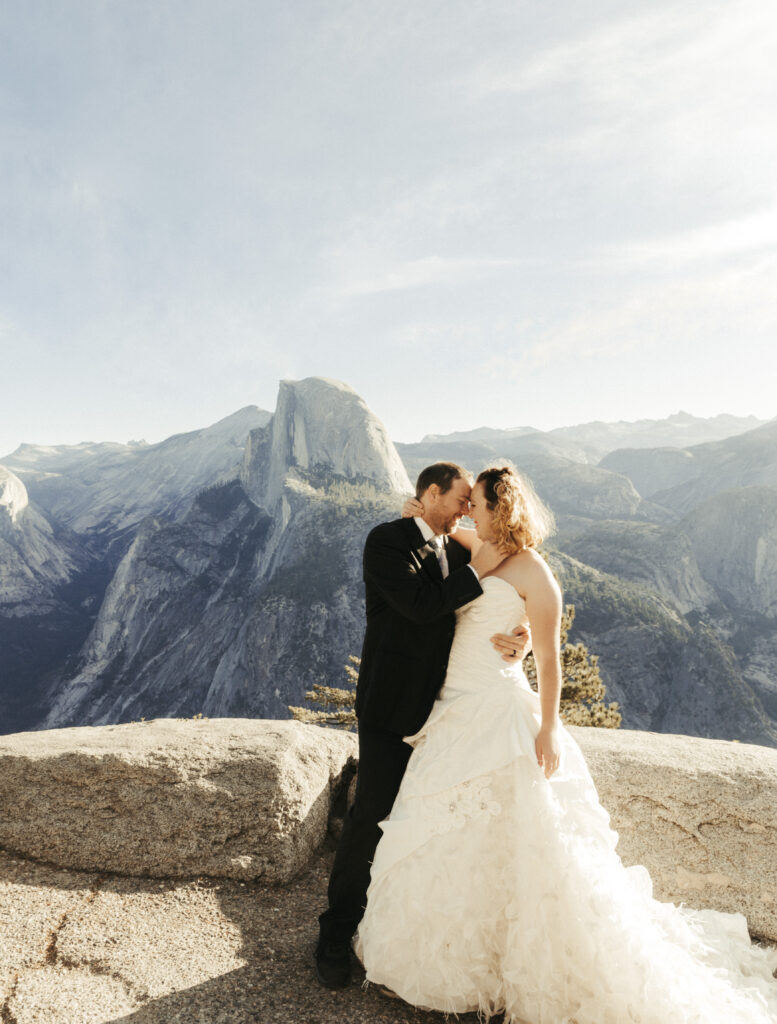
[315,461,530,988]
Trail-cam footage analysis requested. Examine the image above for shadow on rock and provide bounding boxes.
[0,843,490,1024]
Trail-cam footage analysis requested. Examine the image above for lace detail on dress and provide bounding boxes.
[428,777,502,836]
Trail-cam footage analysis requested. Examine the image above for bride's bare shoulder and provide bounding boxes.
[502,548,559,591]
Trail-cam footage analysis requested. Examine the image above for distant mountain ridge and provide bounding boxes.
[2,405,271,541]
[601,419,777,509]
[422,412,767,461]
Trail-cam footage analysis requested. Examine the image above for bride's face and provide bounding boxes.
[469,483,495,541]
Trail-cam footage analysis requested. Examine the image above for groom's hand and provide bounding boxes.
[490,625,531,662]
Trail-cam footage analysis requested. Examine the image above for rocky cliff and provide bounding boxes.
[601,418,777,508]
[241,377,410,511]
[3,405,271,543]
[41,379,408,729]
[0,468,84,612]
[548,551,777,747]
[0,468,103,733]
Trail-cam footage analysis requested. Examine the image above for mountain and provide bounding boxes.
[0,467,83,612]
[2,405,271,547]
[600,419,777,508]
[42,379,409,728]
[550,412,766,458]
[2,382,776,748]
[420,412,766,463]
[557,519,715,616]
[0,406,269,732]
[0,467,107,732]
[547,551,776,746]
[241,378,410,511]
[683,487,777,618]
[421,425,539,444]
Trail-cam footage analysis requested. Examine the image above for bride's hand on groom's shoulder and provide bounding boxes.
[402,496,424,518]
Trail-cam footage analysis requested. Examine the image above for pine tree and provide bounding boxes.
[523,604,621,728]
[289,655,359,730]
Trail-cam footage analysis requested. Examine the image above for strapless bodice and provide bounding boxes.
[444,575,530,695]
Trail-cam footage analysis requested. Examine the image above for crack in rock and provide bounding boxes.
[0,972,20,1024]
[42,876,104,967]
[4,873,150,1016]
[57,955,150,1004]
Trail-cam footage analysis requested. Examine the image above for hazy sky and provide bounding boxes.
[2,0,776,456]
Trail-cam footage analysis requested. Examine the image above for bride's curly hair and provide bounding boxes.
[476,462,555,554]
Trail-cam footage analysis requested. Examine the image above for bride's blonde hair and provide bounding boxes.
[475,462,555,554]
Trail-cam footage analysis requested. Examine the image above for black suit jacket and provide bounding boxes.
[354,517,483,736]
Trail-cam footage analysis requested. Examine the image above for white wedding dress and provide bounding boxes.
[354,576,777,1023]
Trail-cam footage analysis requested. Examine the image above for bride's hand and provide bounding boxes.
[535,723,561,779]
[402,496,424,518]
[490,624,531,662]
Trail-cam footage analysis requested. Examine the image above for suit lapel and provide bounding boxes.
[400,517,443,582]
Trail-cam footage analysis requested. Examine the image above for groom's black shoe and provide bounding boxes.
[315,938,352,989]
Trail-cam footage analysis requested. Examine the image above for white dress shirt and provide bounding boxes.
[414,517,479,581]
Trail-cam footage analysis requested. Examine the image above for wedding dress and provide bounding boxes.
[354,575,777,1023]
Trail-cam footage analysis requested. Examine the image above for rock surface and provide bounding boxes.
[573,726,777,944]
[1,722,776,1023]
[0,468,84,612]
[1,720,775,941]
[0,845,460,1024]
[241,376,411,511]
[684,487,777,618]
[0,719,356,882]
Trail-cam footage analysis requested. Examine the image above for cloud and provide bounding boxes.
[469,0,776,110]
[588,201,777,271]
[463,0,777,206]
[332,254,525,297]
[475,251,777,384]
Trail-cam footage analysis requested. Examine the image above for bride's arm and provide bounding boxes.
[400,496,482,554]
[448,522,480,554]
[520,550,563,779]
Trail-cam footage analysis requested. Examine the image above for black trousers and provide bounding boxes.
[318,720,412,945]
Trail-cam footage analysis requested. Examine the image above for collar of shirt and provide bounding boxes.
[414,516,443,546]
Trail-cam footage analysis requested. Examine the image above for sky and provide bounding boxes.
[1,0,776,456]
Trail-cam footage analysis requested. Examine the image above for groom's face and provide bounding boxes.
[425,477,472,534]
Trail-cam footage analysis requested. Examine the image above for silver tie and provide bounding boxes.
[430,535,449,578]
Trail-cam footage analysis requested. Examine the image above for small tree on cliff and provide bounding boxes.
[289,606,620,730]
[523,604,621,728]
[289,655,359,730]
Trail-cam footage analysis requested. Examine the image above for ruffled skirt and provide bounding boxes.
[354,677,777,1023]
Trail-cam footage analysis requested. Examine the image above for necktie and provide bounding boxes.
[429,535,449,578]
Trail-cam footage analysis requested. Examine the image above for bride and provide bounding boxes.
[354,463,777,1023]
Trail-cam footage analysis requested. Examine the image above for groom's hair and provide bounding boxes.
[415,462,472,499]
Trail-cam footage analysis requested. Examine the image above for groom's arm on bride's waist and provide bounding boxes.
[363,523,482,625]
